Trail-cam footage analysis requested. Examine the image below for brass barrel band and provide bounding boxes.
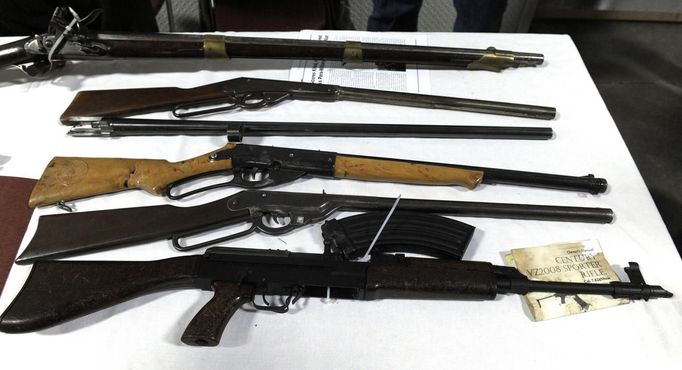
[342,41,363,63]
[467,47,516,72]
[203,36,228,58]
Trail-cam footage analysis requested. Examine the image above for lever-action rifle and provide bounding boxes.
[28,143,607,208]
[59,77,556,122]
[17,190,614,263]
[2,7,544,76]
[0,247,671,346]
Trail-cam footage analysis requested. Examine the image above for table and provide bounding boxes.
[0,31,679,369]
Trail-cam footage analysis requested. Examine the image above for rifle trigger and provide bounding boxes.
[252,211,306,236]
[229,168,307,188]
[251,286,304,313]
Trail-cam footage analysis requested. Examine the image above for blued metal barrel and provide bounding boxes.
[68,118,554,140]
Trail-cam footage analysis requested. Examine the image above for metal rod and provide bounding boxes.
[67,118,554,141]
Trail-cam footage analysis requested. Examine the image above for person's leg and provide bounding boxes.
[452,0,507,32]
[367,0,424,31]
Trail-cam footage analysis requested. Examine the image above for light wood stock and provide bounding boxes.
[334,155,483,189]
[28,145,234,208]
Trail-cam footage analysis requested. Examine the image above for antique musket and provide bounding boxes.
[1,8,544,76]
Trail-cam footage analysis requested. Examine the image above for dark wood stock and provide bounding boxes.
[0,256,199,333]
[17,198,250,263]
[60,80,229,122]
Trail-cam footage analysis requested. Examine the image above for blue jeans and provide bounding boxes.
[367,0,507,32]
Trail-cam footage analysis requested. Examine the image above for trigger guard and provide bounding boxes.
[238,93,269,109]
[229,168,308,189]
[254,222,299,236]
[252,215,301,236]
[260,91,292,107]
[228,170,278,188]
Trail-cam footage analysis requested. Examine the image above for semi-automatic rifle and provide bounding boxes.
[17,189,614,263]
[0,247,671,346]
[28,143,607,208]
[2,7,544,76]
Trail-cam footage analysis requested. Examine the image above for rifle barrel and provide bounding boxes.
[67,118,554,141]
[0,37,33,68]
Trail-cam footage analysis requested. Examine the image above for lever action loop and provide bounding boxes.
[171,221,257,251]
[172,91,292,118]
[166,167,308,200]
[165,172,236,200]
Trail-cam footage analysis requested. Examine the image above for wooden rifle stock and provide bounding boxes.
[60,81,229,121]
[28,145,234,208]
[0,256,200,333]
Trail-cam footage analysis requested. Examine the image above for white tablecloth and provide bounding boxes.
[0,31,679,369]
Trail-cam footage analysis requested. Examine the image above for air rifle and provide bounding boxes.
[2,7,544,76]
[59,77,556,122]
[0,247,671,346]
[28,143,607,208]
[17,190,614,263]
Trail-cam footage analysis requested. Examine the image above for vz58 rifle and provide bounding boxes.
[0,247,671,346]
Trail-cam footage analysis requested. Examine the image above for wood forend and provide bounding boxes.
[334,155,483,189]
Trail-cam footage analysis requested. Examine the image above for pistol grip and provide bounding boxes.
[181,282,252,346]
